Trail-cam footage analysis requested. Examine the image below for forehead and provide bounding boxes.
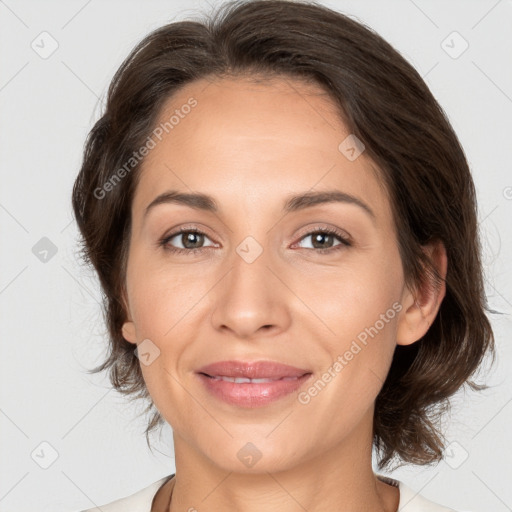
[132,75,391,226]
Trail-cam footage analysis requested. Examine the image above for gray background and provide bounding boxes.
[1,0,511,511]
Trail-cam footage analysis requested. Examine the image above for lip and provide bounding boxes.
[196,360,313,408]
[196,360,311,379]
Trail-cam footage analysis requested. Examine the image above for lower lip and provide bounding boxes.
[197,373,312,408]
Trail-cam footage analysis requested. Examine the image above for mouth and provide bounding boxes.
[199,375,308,383]
[196,359,312,380]
[195,360,313,408]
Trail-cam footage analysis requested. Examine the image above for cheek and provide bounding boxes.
[126,250,209,337]
[301,251,402,337]
[296,266,402,436]
[127,266,200,425]
[300,248,403,402]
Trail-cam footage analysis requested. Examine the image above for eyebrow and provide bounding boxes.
[143,189,376,222]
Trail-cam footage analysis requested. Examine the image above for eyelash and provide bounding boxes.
[158,225,352,256]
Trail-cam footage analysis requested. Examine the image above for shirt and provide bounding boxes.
[76,473,464,511]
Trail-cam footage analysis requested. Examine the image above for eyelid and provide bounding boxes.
[159,222,352,255]
[159,224,218,250]
[161,223,216,242]
[292,223,353,245]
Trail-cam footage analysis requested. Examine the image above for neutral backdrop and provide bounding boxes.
[1,0,511,511]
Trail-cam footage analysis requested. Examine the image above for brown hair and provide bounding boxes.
[72,0,496,471]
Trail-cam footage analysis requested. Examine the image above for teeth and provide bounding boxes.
[210,376,300,383]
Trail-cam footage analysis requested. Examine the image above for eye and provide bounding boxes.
[294,227,352,254]
[158,225,352,256]
[159,228,217,255]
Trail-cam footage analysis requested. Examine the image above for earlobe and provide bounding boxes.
[122,320,137,345]
[396,240,448,346]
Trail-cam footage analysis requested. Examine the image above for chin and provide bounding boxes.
[200,435,306,475]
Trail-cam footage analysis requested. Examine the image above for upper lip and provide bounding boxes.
[196,360,312,379]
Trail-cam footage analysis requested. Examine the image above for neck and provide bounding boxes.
[166,408,399,512]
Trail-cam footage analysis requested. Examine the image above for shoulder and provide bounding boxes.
[73,474,174,512]
[376,474,468,512]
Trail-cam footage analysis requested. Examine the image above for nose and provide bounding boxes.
[209,242,291,339]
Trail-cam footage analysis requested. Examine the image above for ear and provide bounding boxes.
[120,284,137,345]
[396,240,448,346]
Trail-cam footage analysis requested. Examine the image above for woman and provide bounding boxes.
[71,0,495,510]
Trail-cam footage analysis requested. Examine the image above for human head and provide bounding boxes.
[72,0,495,471]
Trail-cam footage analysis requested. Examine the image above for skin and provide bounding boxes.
[121,75,447,512]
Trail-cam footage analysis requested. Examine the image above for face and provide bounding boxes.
[121,75,429,474]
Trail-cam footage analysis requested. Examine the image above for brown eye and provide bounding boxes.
[178,231,205,249]
[160,228,216,254]
[310,231,337,249]
[295,228,352,253]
